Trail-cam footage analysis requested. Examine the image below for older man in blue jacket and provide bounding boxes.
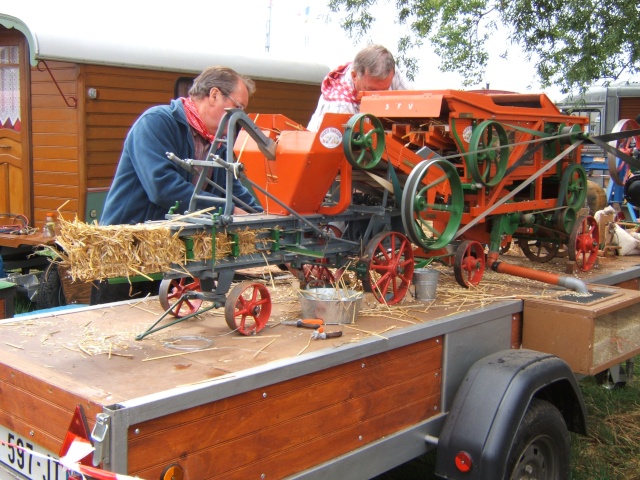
[101,66,262,225]
[93,66,262,304]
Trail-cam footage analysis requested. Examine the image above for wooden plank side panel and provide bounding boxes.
[31,119,78,134]
[619,97,640,121]
[0,129,25,214]
[32,147,78,162]
[33,159,78,174]
[31,107,78,123]
[252,80,319,126]
[212,393,440,480]
[615,278,640,290]
[35,184,80,199]
[0,163,7,212]
[129,338,443,478]
[30,61,81,226]
[80,66,320,193]
[0,357,103,454]
[85,69,178,93]
[82,66,181,192]
[129,338,441,436]
[32,133,79,148]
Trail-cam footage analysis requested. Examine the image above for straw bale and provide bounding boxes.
[53,217,263,282]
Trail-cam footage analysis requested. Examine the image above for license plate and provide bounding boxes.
[0,425,67,480]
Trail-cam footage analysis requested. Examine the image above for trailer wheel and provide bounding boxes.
[36,262,66,309]
[506,399,570,480]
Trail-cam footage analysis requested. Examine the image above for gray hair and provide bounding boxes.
[188,66,256,99]
[353,45,396,79]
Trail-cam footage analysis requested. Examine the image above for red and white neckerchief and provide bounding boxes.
[320,62,358,104]
[182,97,214,142]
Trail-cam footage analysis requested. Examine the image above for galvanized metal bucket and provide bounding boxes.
[413,268,440,300]
[299,288,363,324]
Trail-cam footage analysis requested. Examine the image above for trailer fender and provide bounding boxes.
[435,349,587,479]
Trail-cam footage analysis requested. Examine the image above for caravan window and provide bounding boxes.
[566,108,602,136]
[0,44,20,131]
[175,77,195,99]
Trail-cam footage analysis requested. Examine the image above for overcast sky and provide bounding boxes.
[256,0,564,98]
[1,0,611,100]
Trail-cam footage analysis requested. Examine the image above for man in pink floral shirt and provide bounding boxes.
[307,44,409,131]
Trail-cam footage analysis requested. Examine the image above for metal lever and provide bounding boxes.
[90,413,110,466]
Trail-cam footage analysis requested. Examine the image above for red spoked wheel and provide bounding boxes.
[607,118,640,186]
[294,261,344,288]
[517,235,559,263]
[454,240,486,288]
[568,216,599,272]
[159,278,203,318]
[363,231,414,305]
[287,224,344,288]
[224,281,271,335]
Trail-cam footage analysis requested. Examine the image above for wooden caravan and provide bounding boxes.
[0,8,327,233]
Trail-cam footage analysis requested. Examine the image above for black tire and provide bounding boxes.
[36,262,67,309]
[506,399,570,480]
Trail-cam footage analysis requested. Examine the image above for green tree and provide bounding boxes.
[327,0,640,93]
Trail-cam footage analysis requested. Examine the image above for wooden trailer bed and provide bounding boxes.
[1,253,639,479]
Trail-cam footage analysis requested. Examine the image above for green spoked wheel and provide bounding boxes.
[467,120,510,186]
[554,207,576,235]
[401,159,463,250]
[558,164,587,210]
[343,113,386,170]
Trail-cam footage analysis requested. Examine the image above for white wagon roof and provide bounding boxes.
[0,2,329,85]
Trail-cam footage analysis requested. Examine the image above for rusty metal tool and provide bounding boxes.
[311,326,343,340]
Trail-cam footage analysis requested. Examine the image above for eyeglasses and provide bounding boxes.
[224,93,246,110]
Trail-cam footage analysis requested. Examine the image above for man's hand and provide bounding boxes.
[233,206,249,215]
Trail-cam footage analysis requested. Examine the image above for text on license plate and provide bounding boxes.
[0,424,67,480]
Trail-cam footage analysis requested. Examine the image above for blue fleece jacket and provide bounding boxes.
[100,99,262,225]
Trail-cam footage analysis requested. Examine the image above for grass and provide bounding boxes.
[570,360,640,480]
[375,358,640,480]
[14,295,36,315]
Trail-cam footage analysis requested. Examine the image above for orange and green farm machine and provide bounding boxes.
[149,89,640,337]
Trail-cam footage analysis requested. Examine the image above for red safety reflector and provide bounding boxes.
[455,451,473,472]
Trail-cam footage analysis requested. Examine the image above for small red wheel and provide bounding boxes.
[454,240,486,288]
[295,261,345,288]
[224,281,271,335]
[159,278,203,318]
[287,224,344,288]
[568,216,599,272]
[517,235,559,263]
[363,231,414,305]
